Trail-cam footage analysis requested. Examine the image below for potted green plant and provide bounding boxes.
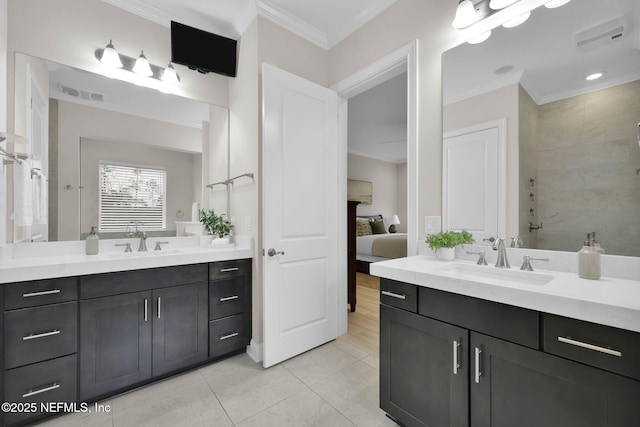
[426,230,474,260]
[199,209,234,244]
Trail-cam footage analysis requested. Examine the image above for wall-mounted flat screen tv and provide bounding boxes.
[171,21,237,77]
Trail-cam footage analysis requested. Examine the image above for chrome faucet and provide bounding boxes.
[492,238,511,268]
[135,231,148,252]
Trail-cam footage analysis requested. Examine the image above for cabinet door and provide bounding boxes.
[380,304,469,427]
[471,332,640,427]
[152,283,208,375]
[80,291,152,401]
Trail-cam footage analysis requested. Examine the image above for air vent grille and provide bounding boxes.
[575,16,626,50]
[57,83,104,102]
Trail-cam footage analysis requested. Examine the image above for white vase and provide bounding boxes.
[210,236,232,246]
[436,247,456,261]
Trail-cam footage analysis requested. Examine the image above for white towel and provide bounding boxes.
[39,174,48,224]
[13,159,33,227]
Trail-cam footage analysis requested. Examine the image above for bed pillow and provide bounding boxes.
[369,218,387,234]
[356,219,373,236]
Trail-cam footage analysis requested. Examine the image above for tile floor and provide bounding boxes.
[38,281,394,427]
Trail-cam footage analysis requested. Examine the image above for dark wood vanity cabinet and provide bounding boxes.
[379,278,640,427]
[2,277,79,426]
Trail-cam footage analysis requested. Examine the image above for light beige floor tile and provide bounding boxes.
[111,370,232,427]
[236,389,355,427]
[282,342,359,385]
[361,354,379,370]
[201,355,306,424]
[35,401,113,427]
[311,360,388,427]
[334,336,370,360]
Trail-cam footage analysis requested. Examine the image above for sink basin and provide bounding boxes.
[107,249,183,259]
[439,262,554,286]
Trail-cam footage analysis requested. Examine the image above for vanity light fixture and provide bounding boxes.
[544,0,571,8]
[99,39,123,68]
[162,62,180,84]
[133,51,153,77]
[502,10,531,28]
[452,0,480,29]
[489,0,518,9]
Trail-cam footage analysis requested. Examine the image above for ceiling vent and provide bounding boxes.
[57,84,104,102]
[575,16,627,50]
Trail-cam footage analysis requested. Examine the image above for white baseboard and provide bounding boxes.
[246,339,263,363]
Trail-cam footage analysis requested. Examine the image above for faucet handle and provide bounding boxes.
[115,242,132,253]
[520,255,550,271]
[154,241,169,251]
[466,251,488,265]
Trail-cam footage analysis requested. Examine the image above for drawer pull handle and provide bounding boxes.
[381,290,406,300]
[158,297,161,319]
[220,332,239,340]
[220,295,239,302]
[220,267,239,273]
[453,340,461,375]
[558,336,622,357]
[23,329,61,341]
[474,347,482,384]
[22,289,61,298]
[144,298,148,322]
[22,382,60,398]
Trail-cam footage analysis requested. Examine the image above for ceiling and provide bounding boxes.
[101,0,397,49]
[443,0,640,105]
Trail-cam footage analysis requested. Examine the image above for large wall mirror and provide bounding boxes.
[13,52,218,242]
[443,0,640,257]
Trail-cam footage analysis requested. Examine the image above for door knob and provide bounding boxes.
[267,248,285,257]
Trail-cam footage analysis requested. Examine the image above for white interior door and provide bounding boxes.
[262,64,341,368]
[443,120,505,245]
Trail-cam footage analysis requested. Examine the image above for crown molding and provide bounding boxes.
[256,0,329,49]
[234,2,258,37]
[102,0,170,28]
[328,0,396,48]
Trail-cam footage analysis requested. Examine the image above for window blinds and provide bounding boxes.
[99,162,167,232]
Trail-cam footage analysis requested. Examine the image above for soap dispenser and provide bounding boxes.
[578,232,600,280]
[86,226,99,255]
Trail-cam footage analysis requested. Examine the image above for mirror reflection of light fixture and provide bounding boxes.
[99,39,123,68]
[544,0,571,8]
[133,51,153,77]
[489,0,518,9]
[388,214,401,233]
[452,0,479,29]
[503,10,531,28]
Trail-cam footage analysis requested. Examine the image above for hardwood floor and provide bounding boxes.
[344,274,380,356]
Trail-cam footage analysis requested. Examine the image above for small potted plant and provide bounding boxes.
[426,230,474,260]
[199,209,234,245]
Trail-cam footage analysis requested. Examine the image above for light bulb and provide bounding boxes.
[162,62,180,84]
[133,51,153,77]
[452,0,479,29]
[468,30,492,44]
[100,39,123,68]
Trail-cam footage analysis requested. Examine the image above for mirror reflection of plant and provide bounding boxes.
[199,209,234,238]
[426,230,474,251]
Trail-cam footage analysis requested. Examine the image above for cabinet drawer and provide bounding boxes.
[209,259,251,281]
[419,287,539,349]
[380,278,418,313]
[543,314,640,381]
[80,264,208,299]
[4,301,78,369]
[210,277,246,320]
[209,314,247,358]
[3,354,78,425]
[4,277,77,310]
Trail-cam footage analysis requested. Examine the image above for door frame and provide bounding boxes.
[442,118,506,242]
[332,40,418,335]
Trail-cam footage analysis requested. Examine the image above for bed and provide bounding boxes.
[354,214,407,273]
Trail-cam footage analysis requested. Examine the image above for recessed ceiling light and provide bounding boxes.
[494,65,514,75]
[586,72,603,81]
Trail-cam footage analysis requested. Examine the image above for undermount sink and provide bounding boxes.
[107,249,183,259]
[439,262,554,286]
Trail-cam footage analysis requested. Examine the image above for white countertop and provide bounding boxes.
[370,256,640,334]
[0,236,254,284]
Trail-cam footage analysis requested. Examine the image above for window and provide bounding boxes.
[99,161,167,232]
